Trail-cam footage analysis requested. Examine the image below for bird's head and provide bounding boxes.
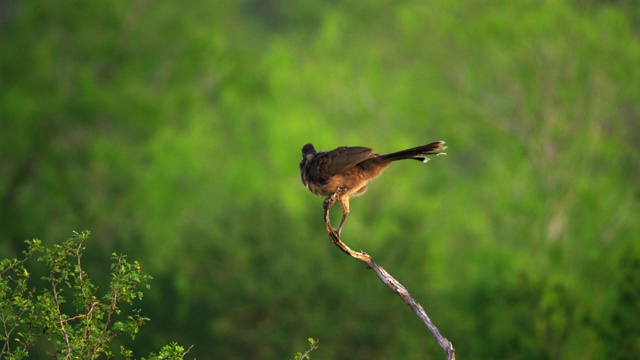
[299,143,317,185]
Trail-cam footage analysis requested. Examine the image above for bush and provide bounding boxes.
[0,231,191,359]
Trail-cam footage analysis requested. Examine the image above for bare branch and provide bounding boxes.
[322,194,455,360]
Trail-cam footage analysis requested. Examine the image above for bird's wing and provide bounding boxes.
[312,146,375,181]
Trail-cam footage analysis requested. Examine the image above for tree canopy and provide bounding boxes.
[1,0,639,358]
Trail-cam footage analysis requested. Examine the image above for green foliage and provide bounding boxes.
[139,343,193,360]
[291,338,319,360]
[0,231,189,359]
[1,0,639,359]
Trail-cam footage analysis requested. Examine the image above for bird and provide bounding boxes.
[299,141,447,234]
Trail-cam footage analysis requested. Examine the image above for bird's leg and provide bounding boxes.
[336,190,350,235]
[331,187,347,199]
[322,195,336,212]
[336,197,349,235]
[323,195,337,235]
[323,188,348,236]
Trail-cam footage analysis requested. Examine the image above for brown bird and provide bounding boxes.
[299,141,447,234]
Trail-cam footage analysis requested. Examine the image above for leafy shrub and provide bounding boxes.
[0,231,191,359]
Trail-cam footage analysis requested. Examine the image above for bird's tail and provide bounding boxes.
[379,141,447,163]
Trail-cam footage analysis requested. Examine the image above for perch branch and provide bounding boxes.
[322,194,455,360]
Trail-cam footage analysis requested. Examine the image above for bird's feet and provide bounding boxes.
[329,227,340,239]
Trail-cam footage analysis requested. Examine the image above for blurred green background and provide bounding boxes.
[2,0,639,358]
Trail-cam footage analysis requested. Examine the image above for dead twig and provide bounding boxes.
[323,193,455,360]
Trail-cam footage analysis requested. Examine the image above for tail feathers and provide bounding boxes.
[379,141,447,163]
